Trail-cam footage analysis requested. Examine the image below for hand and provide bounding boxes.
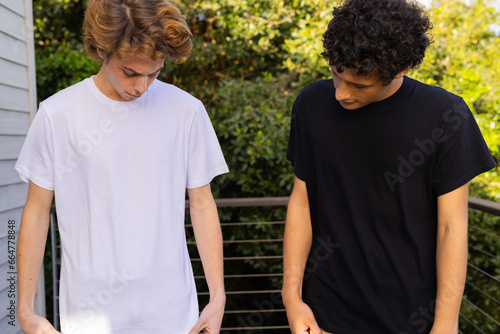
[188,296,225,334]
[285,299,322,334]
[18,312,61,334]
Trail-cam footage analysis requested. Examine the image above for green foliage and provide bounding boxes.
[33,0,96,102]
[281,0,336,85]
[35,43,99,102]
[210,74,295,198]
[160,0,338,97]
[33,0,86,46]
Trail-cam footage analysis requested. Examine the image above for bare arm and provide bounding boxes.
[282,176,321,334]
[430,183,469,333]
[187,183,225,334]
[17,181,60,333]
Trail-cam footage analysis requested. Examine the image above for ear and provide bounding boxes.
[96,48,106,61]
[394,65,412,79]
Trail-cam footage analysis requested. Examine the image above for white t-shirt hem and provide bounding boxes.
[186,166,229,189]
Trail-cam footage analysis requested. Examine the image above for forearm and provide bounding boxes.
[282,178,312,307]
[17,204,51,315]
[189,187,225,301]
[432,224,468,332]
[432,184,469,333]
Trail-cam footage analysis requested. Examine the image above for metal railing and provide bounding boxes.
[460,197,500,333]
[186,197,289,332]
[47,196,500,333]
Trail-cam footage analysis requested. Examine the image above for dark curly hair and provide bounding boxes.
[322,0,433,84]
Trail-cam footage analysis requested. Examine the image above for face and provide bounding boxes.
[331,67,406,110]
[94,51,165,102]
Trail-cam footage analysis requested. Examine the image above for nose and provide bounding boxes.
[134,76,149,95]
[335,81,351,101]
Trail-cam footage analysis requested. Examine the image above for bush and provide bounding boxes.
[210,74,296,198]
[35,43,99,102]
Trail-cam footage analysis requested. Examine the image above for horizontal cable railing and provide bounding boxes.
[461,197,499,332]
[47,196,499,332]
[468,196,500,216]
[462,297,500,327]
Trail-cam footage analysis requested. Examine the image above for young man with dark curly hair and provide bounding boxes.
[282,0,496,333]
[15,1,227,333]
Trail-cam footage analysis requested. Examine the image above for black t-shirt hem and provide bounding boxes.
[319,322,374,334]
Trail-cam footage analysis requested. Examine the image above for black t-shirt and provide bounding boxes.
[286,77,496,334]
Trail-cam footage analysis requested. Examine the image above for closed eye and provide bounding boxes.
[124,71,137,77]
[124,69,162,78]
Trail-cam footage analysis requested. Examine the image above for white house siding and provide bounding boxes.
[0,0,44,333]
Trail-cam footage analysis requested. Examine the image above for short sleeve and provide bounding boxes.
[431,99,496,196]
[186,102,229,189]
[286,97,306,181]
[15,104,55,190]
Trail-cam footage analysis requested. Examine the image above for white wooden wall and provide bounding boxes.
[0,0,44,333]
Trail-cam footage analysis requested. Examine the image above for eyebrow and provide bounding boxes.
[122,65,164,76]
[332,69,373,88]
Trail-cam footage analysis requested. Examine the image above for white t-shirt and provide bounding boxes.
[15,78,228,334]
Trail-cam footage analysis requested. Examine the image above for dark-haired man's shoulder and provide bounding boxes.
[294,79,335,106]
[407,76,465,106]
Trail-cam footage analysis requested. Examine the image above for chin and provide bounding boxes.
[340,102,361,110]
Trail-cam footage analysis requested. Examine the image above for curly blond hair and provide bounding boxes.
[83,0,192,63]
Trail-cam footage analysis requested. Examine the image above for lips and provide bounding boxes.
[126,92,141,99]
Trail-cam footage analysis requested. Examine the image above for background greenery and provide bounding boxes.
[33,0,499,332]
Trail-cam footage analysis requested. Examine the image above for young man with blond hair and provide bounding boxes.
[283,0,496,333]
[16,0,227,333]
